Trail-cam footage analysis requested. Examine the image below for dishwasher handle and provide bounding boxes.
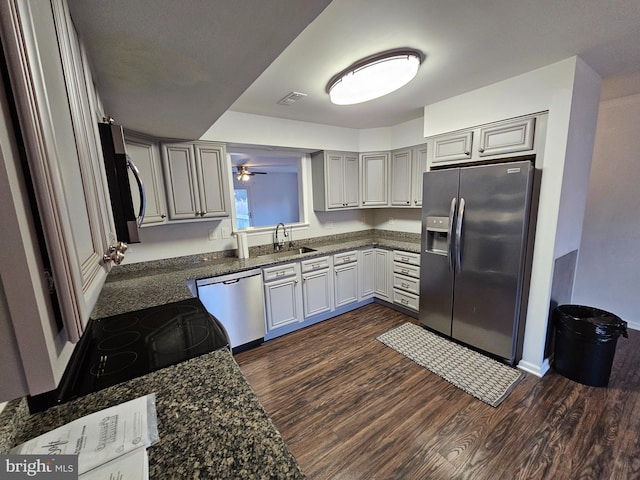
[195,269,262,288]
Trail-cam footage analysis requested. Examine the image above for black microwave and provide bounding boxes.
[98,121,145,243]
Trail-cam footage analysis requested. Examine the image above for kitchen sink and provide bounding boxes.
[267,246,317,257]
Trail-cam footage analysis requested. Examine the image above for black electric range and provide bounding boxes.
[29,298,229,412]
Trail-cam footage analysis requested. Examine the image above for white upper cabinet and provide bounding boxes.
[0,0,122,397]
[124,132,167,226]
[1,0,116,342]
[360,151,389,207]
[477,117,535,158]
[390,143,428,208]
[431,131,473,165]
[390,148,413,207]
[428,114,541,168]
[162,141,230,221]
[412,144,428,207]
[312,150,359,210]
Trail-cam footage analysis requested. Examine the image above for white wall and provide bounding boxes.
[201,110,361,152]
[238,172,300,227]
[573,72,640,330]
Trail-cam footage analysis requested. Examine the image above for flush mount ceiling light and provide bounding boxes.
[326,48,423,105]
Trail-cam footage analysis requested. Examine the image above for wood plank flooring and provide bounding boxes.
[235,303,640,480]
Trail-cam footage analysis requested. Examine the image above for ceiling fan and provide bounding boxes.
[235,165,267,182]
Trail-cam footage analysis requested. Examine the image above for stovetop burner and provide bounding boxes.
[55,298,229,404]
[97,331,141,351]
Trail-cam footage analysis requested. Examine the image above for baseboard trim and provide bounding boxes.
[518,356,552,378]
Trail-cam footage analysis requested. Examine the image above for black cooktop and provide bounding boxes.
[30,298,229,411]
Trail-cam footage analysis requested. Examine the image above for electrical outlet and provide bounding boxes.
[360,215,366,224]
[221,226,230,238]
[208,229,217,241]
[388,217,394,225]
[326,221,333,229]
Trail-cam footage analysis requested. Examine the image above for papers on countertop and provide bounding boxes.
[11,394,158,479]
[79,447,149,480]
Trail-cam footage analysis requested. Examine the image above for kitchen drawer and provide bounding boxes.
[393,273,420,295]
[393,262,420,279]
[333,250,358,265]
[301,256,331,273]
[393,250,420,266]
[393,288,419,311]
[263,262,298,282]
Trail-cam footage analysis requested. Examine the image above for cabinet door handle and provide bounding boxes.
[201,210,206,217]
[464,150,470,156]
[478,146,485,153]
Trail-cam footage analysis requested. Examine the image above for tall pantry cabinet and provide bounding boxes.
[0,0,115,400]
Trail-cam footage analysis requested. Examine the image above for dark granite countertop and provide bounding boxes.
[2,349,304,479]
[92,230,420,319]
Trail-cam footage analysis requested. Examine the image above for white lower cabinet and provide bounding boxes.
[261,247,418,340]
[334,251,359,308]
[301,256,333,318]
[358,249,375,299]
[392,250,420,312]
[263,263,303,333]
[374,249,392,301]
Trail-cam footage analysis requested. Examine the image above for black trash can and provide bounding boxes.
[553,304,628,387]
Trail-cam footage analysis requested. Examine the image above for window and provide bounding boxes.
[229,147,306,231]
[234,188,251,229]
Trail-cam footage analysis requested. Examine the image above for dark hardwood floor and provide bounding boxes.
[235,303,640,480]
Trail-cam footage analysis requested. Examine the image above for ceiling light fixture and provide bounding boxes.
[326,48,423,105]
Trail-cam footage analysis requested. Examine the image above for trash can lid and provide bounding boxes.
[555,304,628,338]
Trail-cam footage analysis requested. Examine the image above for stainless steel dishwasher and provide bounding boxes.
[196,269,265,352]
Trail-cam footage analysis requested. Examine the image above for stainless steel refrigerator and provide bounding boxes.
[419,160,535,364]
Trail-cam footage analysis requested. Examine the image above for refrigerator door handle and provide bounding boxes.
[447,197,457,272]
[455,197,465,273]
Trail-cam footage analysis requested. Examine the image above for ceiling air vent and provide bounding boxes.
[278,91,307,106]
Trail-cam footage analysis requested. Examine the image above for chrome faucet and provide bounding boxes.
[274,222,288,251]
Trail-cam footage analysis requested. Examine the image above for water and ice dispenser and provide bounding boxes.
[425,216,449,254]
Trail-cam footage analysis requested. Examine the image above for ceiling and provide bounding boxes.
[69,0,640,139]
